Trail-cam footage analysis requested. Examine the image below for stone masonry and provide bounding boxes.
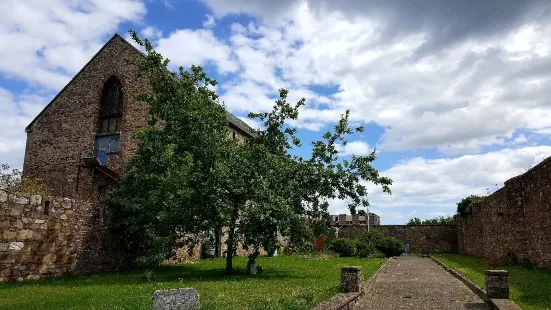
[457,156,551,268]
[19,33,256,271]
[23,34,149,202]
[0,189,125,281]
[23,34,253,203]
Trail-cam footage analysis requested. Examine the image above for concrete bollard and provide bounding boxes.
[152,288,200,310]
[341,266,363,293]
[485,270,509,299]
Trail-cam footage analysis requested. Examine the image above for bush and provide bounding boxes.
[375,236,404,257]
[355,241,375,258]
[326,238,356,257]
[355,228,385,246]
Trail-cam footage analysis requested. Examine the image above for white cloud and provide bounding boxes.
[141,26,163,40]
[327,146,551,223]
[0,88,51,169]
[336,141,370,156]
[360,146,551,224]
[202,15,216,28]
[238,116,262,130]
[513,134,528,145]
[189,1,551,156]
[156,29,238,73]
[0,0,146,90]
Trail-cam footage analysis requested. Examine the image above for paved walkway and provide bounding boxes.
[354,255,489,309]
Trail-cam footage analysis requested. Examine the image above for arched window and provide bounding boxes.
[99,76,123,134]
[95,76,123,161]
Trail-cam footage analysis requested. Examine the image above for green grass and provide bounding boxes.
[433,253,551,310]
[0,255,384,310]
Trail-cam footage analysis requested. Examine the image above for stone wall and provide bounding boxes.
[0,190,125,281]
[23,35,150,202]
[339,225,458,253]
[458,157,551,268]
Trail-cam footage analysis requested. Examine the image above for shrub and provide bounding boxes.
[486,252,518,266]
[457,195,485,217]
[326,238,356,257]
[355,241,375,258]
[355,228,385,246]
[375,236,404,257]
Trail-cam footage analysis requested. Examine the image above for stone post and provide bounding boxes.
[341,266,362,293]
[485,270,509,299]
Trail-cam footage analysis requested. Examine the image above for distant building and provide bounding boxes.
[328,213,380,227]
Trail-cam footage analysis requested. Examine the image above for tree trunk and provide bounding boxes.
[225,203,239,274]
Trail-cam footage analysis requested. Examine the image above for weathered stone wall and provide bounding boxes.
[23,34,254,204]
[23,35,150,202]
[458,157,551,268]
[339,225,458,253]
[0,190,125,282]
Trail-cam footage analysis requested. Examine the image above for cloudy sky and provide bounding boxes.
[2,0,551,224]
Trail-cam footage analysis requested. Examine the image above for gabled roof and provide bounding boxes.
[25,33,255,137]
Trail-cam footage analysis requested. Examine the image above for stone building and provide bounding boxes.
[23,33,254,203]
[20,33,254,262]
[328,213,380,227]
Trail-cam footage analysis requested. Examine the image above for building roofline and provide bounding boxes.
[25,33,255,137]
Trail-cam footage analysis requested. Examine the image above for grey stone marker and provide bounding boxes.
[341,266,362,293]
[151,288,200,310]
[485,270,509,299]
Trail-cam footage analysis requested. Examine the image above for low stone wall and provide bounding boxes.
[0,189,125,281]
[339,225,458,253]
[458,156,551,268]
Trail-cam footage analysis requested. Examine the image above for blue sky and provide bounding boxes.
[2,0,551,224]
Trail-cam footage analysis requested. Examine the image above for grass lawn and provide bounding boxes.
[0,255,384,310]
[433,253,551,310]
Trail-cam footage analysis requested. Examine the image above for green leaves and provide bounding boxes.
[108,30,392,270]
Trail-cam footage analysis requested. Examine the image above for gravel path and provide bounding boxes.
[354,255,489,309]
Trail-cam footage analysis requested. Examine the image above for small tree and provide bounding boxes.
[457,195,485,217]
[107,30,392,274]
[0,164,51,195]
[407,215,455,225]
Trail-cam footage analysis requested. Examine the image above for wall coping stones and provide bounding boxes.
[485,270,509,276]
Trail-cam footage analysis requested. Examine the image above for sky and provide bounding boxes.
[2,0,551,224]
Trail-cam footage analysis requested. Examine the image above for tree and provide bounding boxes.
[407,215,455,225]
[107,30,392,273]
[457,195,485,217]
[407,217,422,225]
[358,210,367,216]
[0,163,51,195]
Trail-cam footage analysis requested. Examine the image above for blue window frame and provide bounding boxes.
[95,134,120,165]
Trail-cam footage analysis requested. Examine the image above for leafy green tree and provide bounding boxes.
[456,195,485,217]
[358,209,367,216]
[107,30,392,273]
[407,217,422,225]
[0,164,51,195]
[407,215,455,225]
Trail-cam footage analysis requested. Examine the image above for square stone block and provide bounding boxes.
[151,288,199,310]
[485,270,509,299]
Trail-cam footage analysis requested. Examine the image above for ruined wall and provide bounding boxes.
[339,225,458,253]
[458,157,551,268]
[0,190,125,282]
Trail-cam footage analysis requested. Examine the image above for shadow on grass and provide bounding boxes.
[0,263,309,289]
